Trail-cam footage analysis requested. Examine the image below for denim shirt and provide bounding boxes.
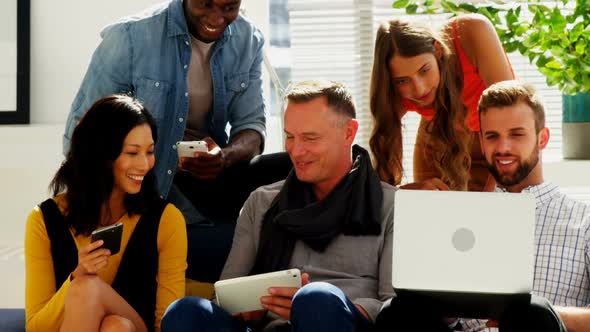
[63,0,266,198]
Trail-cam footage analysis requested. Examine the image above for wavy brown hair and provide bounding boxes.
[369,19,471,190]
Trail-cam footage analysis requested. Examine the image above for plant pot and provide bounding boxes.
[562,92,590,159]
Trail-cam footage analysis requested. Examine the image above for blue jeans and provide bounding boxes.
[161,282,372,332]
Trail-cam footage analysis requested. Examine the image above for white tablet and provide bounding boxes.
[214,269,302,314]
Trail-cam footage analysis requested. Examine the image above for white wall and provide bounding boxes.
[31,0,165,124]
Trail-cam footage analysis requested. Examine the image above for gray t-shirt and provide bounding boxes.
[184,36,214,140]
[220,180,397,322]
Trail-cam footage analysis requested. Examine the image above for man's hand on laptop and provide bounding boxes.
[260,273,310,320]
[400,177,450,191]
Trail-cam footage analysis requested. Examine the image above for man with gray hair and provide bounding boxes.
[162,80,396,332]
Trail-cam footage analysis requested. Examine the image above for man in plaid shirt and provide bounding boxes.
[376,80,589,331]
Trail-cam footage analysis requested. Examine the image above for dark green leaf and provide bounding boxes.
[536,56,550,68]
[486,7,499,15]
[441,0,458,13]
[407,3,418,14]
[566,14,577,24]
[559,37,570,49]
[563,73,577,86]
[506,9,517,26]
[550,46,564,57]
[477,7,494,21]
[576,40,586,55]
[528,52,539,63]
[518,44,529,55]
[523,32,541,48]
[458,3,477,13]
[570,22,585,41]
[549,7,567,32]
[515,25,528,36]
[566,67,577,81]
[534,12,542,26]
[564,52,580,61]
[537,4,551,14]
[528,4,540,14]
[540,68,561,87]
[540,39,552,51]
[505,42,518,53]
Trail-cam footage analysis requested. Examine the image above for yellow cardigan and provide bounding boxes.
[24,195,187,332]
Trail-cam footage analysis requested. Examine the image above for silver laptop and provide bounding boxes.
[392,189,536,318]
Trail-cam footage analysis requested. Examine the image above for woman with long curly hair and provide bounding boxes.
[24,95,187,332]
[369,14,514,191]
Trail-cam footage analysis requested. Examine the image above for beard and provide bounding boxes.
[486,146,540,187]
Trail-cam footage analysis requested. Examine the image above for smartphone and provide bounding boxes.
[214,269,302,314]
[176,141,208,158]
[90,222,123,255]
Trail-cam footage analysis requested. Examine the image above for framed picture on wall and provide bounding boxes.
[0,0,30,124]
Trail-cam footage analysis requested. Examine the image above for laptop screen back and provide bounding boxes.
[392,190,535,294]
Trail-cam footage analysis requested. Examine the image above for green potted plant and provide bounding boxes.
[392,0,590,159]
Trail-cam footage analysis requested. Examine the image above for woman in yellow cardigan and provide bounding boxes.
[24,95,187,332]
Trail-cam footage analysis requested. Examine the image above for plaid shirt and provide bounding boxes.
[459,183,590,331]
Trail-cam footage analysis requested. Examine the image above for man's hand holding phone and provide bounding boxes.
[178,137,226,181]
[259,272,310,320]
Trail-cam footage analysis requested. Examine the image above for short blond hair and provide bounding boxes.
[478,80,545,133]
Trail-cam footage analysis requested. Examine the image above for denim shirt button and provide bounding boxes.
[185,40,189,46]
[167,169,172,175]
[240,82,246,88]
[178,117,184,123]
[155,82,160,87]
[185,92,189,97]
[183,64,188,69]
[172,144,177,150]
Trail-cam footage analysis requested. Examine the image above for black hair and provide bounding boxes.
[50,95,159,235]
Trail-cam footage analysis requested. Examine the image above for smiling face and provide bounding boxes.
[284,96,358,200]
[184,0,241,43]
[480,101,549,192]
[389,52,441,108]
[111,124,156,200]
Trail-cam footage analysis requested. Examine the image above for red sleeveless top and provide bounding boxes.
[402,20,513,132]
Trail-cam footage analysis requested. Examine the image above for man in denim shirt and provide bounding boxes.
[64,0,291,283]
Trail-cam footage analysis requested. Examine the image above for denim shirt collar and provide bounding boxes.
[495,182,560,209]
[167,0,232,46]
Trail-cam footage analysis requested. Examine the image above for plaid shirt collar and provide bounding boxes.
[495,182,560,209]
